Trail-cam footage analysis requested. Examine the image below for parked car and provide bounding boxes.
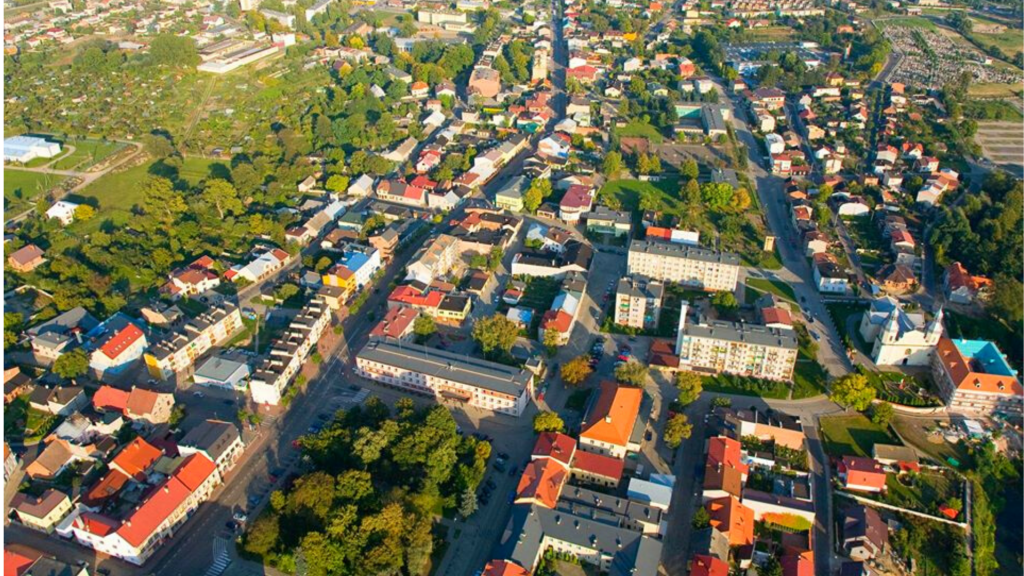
[232,511,248,523]
[508,465,518,477]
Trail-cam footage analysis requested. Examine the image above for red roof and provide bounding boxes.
[532,432,577,468]
[571,449,625,480]
[4,549,35,576]
[707,436,749,476]
[111,437,163,480]
[99,323,144,360]
[482,560,530,576]
[93,385,130,412]
[192,255,215,269]
[690,554,729,576]
[645,226,673,241]
[74,511,120,537]
[173,453,217,491]
[83,469,132,507]
[515,458,568,509]
[560,185,593,209]
[761,307,793,326]
[541,309,573,334]
[116,476,191,548]
[370,306,419,339]
[388,285,444,309]
[781,551,815,576]
[839,456,887,489]
[939,504,960,520]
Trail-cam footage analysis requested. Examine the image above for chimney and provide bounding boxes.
[604,416,612,424]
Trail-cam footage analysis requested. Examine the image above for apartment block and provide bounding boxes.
[675,304,798,381]
[249,297,332,405]
[627,240,740,292]
[614,275,664,330]
[355,338,533,417]
[144,302,242,381]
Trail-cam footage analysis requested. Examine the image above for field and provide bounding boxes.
[744,26,795,41]
[51,139,125,171]
[884,472,961,517]
[968,82,1024,98]
[890,415,972,468]
[613,121,665,144]
[70,156,226,232]
[819,413,897,457]
[968,15,1024,58]
[876,17,938,30]
[3,169,66,214]
[963,99,1024,121]
[702,373,790,399]
[745,278,797,302]
[974,120,1024,178]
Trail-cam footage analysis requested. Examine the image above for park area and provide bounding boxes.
[820,413,897,457]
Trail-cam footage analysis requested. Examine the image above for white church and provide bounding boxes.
[859,296,943,366]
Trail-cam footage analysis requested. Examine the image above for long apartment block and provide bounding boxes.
[675,303,798,381]
[627,240,740,292]
[249,297,332,405]
[355,338,533,417]
[144,302,243,380]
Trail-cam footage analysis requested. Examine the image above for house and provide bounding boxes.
[348,174,375,197]
[842,505,888,561]
[369,305,420,341]
[804,231,829,256]
[10,489,72,533]
[179,419,244,476]
[877,264,916,294]
[468,66,501,98]
[8,244,46,272]
[110,437,163,480]
[436,293,472,325]
[45,200,80,226]
[161,257,221,300]
[511,241,593,279]
[944,262,992,304]
[4,442,19,480]
[514,456,569,509]
[29,385,87,416]
[584,206,631,237]
[579,381,643,459]
[382,137,418,164]
[931,337,1022,415]
[705,496,755,546]
[88,317,148,378]
[494,175,526,212]
[25,439,81,480]
[27,307,100,361]
[376,179,427,207]
[225,248,289,283]
[4,367,33,404]
[410,80,429,98]
[812,253,847,294]
[482,560,530,576]
[871,444,919,471]
[93,385,175,425]
[368,227,400,263]
[838,456,887,492]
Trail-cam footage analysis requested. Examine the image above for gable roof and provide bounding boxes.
[178,419,240,463]
[515,458,568,509]
[580,381,643,447]
[111,437,163,481]
[10,488,69,519]
[126,387,167,417]
[99,323,144,360]
[116,476,191,548]
[532,432,576,468]
[93,385,130,412]
[173,453,217,491]
[706,496,755,546]
[571,449,625,480]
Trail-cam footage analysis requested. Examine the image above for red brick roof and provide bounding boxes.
[515,458,568,509]
[707,436,749,476]
[93,385,129,412]
[571,449,625,480]
[99,323,144,360]
[370,306,419,339]
[761,307,793,326]
[482,560,530,576]
[126,387,166,418]
[116,477,191,548]
[4,549,35,576]
[532,432,577,468]
[111,437,163,481]
[690,554,729,576]
[173,453,217,492]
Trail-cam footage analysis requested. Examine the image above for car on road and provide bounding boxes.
[247,495,261,507]
[497,452,510,460]
[811,331,820,341]
[233,511,248,523]
[493,461,506,472]
[223,399,233,405]
[508,465,518,477]
[225,521,238,532]
[486,479,497,490]
[645,431,653,441]
[800,296,806,303]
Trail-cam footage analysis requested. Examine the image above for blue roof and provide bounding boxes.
[340,251,370,273]
[952,339,1017,377]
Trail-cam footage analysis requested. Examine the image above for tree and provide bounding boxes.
[74,204,95,220]
[561,355,593,387]
[149,34,199,67]
[675,371,703,405]
[543,328,560,356]
[143,133,175,159]
[691,506,711,529]
[53,348,89,379]
[681,158,699,180]
[523,184,543,213]
[201,179,243,219]
[700,182,734,208]
[471,314,519,356]
[413,314,436,343]
[711,291,738,313]
[946,496,963,513]
[458,488,478,518]
[4,312,23,350]
[664,414,692,449]
[243,514,280,558]
[760,555,783,576]
[614,361,649,387]
[871,401,894,426]
[603,151,623,178]
[989,274,1023,325]
[533,411,565,433]
[326,174,349,193]
[830,373,876,411]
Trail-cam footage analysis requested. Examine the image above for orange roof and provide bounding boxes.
[99,323,144,360]
[571,449,624,480]
[369,306,419,339]
[388,285,444,308]
[126,387,165,417]
[515,459,568,509]
[839,456,887,490]
[703,463,743,498]
[482,560,530,576]
[117,476,191,548]
[934,337,1022,396]
[781,551,815,576]
[690,554,729,576]
[83,469,131,507]
[706,496,755,546]
[93,385,129,412]
[4,549,36,576]
[707,436,748,476]
[74,511,120,537]
[580,381,642,448]
[761,307,793,326]
[946,262,992,293]
[532,432,577,468]
[111,437,163,481]
[173,453,217,491]
[541,309,573,333]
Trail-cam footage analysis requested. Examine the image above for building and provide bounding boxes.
[812,253,848,294]
[468,66,501,98]
[161,256,220,301]
[193,355,251,390]
[3,552,88,576]
[570,449,625,488]
[675,303,799,381]
[495,175,526,212]
[88,315,148,379]
[718,407,805,450]
[27,307,100,362]
[740,488,815,526]
[369,305,420,341]
[705,496,755,546]
[45,200,80,226]
[614,275,664,331]
[838,456,886,492]
[539,272,587,346]
[558,185,594,223]
[8,244,46,272]
[627,240,740,291]
[559,485,664,535]
[491,503,663,576]
[510,241,593,279]
[178,419,244,476]
[10,489,72,533]
[406,234,460,284]
[689,554,729,576]
[842,505,889,561]
[368,227,400,262]
[4,135,61,163]
[437,293,472,325]
[93,385,175,425]
[4,442,18,480]
[931,337,1022,415]
[871,444,919,471]
[515,457,569,509]
[584,206,632,238]
[225,248,289,284]
[944,262,992,305]
[144,302,242,380]
[356,339,533,416]
[25,439,81,480]
[304,0,334,21]
[579,382,643,459]
[249,297,333,405]
[861,302,943,367]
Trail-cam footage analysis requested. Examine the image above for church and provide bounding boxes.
[859,296,943,366]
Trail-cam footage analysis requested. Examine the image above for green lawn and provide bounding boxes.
[4,169,66,213]
[876,17,937,30]
[884,472,961,517]
[702,373,790,400]
[825,302,870,354]
[970,19,1024,57]
[599,178,681,216]
[819,413,898,457]
[614,121,665,144]
[745,278,797,302]
[51,139,125,170]
[792,358,829,399]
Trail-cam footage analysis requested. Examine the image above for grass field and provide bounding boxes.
[890,415,972,467]
[600,178,681,216]
[52,139,125,170]
[876,17,937,30]
[884,472,960,516]
[746,278,797,302]
[968,82,1024,98]
[702,373,790,399]
[969,16,1024,57]
[614,121,665,144]
[820,413,897,457]
[3,169,66,213]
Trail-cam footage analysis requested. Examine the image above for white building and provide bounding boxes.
[193,356,251,390]
[144,303,243,381]
[4,136,61,163]
[45,201,80,226]
[88,317,148,379]
[225,248,290,284]
[861,301,943,367]
[405,234,460,285]
[627,240,740,292]
[249,297,332,405]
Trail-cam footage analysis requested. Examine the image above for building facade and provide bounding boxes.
[614,275,664,330]
[931,337,1022,415]
[627,240,740,292]
[144,303,243,380]
[249,297,332,405]
[675,304,798,381]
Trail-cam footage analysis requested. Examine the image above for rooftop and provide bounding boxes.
[629,239,740,266]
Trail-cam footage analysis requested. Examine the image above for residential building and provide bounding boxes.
[838,456,887,492]
[193,355,251,390]
[356,338,534,417]
[944,262,992,304]
[93,385,175,425]
[871,444,919,471]
[539,272,587,346]
[249,297,333,405]
[406,234,460,284]
[178,419,244,476]
[511,241,593,279]
[842,505,889,561]
[558,185,593,223]
[481,560,530,576]
[45,200,79,226]
[570,449,624,488]
[160,256,220,300]
[88,315,148,379]
[931,337,1022,415]
[584,206,631,237]
[579,381,643,459]
[675,303,799,381]
[8,244,46,272]
[27,307,100,362]
[740,488,815,525]
[627,476,675,512]
[718,407,805,450]
[495,175,526,212]
[812,253,848,294]
[436,293,472,325]
[515,457,569,509]
[627,240,740,291]
[614,275,664,330]
[224,248,290,283]
[29,385,87,416]
[368,227,400,262]
[705,496,755,546]
[559,485,664,535]
[689,554,729,576]
[369,305,420,341]
[25,439,81,480]
[10,489,72,533]
[468,66,501,98]
[4,442,18,480]
[144,302,242,380]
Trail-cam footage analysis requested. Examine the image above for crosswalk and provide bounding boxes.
[204,537,232,576]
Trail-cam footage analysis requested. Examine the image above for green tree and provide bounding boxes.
[4,312,23,349]
[711,291,738,313]
[149,34,199,67]
[53,348,90,379]
[603,151,623,178]
[413,314,436,343]
[871,401,894,426]
[315,257,332,272]
[542,327,560,356]
[989,274,1023,325]
[681,158,699,180]
[830,373,876,411]
[201,178,243,219]
[691,505,711,529]
[700,182,734,208]
[675,371,703,405]
[243,514,280,558]
[560,355,593,387]
[471,314,519,356]
[533,411,565,433]
[664,414,692,449]
[760,555,783,576]
[74,204,95,221]
[523,184,543,213]
[326,175,349,193]
[614,361,649,386]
